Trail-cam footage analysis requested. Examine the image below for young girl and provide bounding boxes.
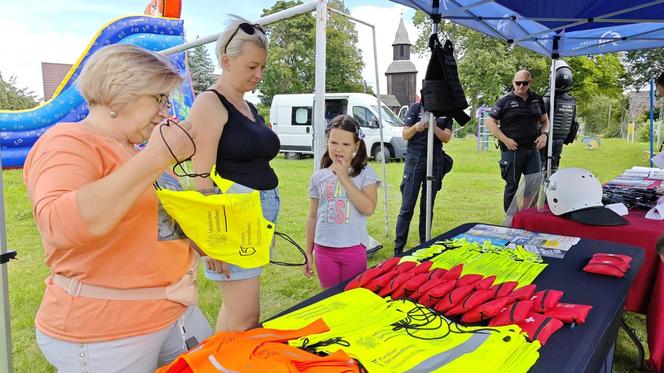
[304,115,380,288]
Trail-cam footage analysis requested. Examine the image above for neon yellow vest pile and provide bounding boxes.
[264,288,540,372]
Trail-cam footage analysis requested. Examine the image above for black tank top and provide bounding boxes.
[208,89,280,190]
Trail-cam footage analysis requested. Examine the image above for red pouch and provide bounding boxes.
[364,270,400,293]
[344,267,384,291]
[489,300,534,327]
[589,256,629,272]
[443,264,464,281]
[407,261,433,275]
[593,253,632,266]
[394,261,418,274]
[475,275,497,290]
[461,296,512,324]
[456,274,483,288]
[583,262,625,278]
[544,302,593,325]
[409,278,446,301]
[417,280,457,308]
[530,289,564,313]
[445,289,493,316]
[375,256,401,272]
[432,284,475,313]
[517,313,564,345]
[489,281,518,299]
[377,272,412,297]
[427,268,448,281]
[390,273,429,299]
[508,284,537,302]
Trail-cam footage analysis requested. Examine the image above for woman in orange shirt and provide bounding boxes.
[23,44,211,372]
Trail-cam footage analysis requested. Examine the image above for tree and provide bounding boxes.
[567,54,626,132]
[623,48,664,90]
[0,72,38,110]
[187,42,216,95]
[258,0,366,107]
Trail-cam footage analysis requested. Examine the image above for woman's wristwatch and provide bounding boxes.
[540,131,549,138]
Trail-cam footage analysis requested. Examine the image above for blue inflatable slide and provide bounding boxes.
[0,15,195,168]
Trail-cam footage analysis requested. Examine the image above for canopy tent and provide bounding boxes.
[389,0,664,240]
[390,0,664,57]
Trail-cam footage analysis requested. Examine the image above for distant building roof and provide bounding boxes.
[392,18,411,46]
[385,60,417,74]
[41,62,73,100]
[378,94,401,108]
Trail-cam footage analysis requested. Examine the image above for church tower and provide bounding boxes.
[385,18,417,107]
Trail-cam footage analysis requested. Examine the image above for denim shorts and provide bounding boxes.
[204,187,280,281]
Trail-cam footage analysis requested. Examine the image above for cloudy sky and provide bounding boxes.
[0,0,429,100]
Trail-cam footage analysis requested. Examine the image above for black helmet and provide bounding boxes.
[555,60,573,93]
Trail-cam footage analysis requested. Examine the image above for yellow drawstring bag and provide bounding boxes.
[155,166,275,268]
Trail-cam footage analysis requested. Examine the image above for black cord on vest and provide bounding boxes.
[271,231,308,267]
[158,119,210,178]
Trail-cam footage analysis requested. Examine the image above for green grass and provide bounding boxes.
[5,137,653,371]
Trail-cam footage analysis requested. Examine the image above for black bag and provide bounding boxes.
[421,34,470,126]
[442,151,454,176]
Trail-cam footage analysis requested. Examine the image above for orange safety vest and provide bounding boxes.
[155,319,363,373]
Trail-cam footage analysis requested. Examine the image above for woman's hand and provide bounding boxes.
[205,257,231,279]
[146,120,198,167]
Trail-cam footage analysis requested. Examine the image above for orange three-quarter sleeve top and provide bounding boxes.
[23,123,195,342]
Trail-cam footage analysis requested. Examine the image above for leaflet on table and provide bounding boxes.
[507,244,566,259]
[454,224,580,257]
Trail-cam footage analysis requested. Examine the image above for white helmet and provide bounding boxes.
[546,168,602,215]
[545,167,627,225]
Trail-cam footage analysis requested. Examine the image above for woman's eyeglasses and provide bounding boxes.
[155,94,172,110]
[514,80,531,86]
[224,23,266,54]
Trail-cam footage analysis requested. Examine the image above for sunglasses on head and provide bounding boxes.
[224,23,266,54]
[514,80,531,86]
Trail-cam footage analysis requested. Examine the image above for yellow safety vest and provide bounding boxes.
[156,166,275,268]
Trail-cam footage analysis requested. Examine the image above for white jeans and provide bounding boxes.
[36,305,211,373]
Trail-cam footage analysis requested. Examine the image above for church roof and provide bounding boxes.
[385,60,417,74]
[392,18,411,46]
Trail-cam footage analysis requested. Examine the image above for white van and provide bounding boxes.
[269,93,407,161]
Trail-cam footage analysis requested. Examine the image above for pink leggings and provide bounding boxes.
[314,243,367,289]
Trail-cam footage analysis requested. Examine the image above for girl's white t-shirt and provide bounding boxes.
[308,165,380,248]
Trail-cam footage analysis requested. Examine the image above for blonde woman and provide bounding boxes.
[189,16,280,332]
[24,44,211,372]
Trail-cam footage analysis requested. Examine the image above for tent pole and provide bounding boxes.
[160,1,319,55]
[650,79,655,167]
[326,7,389,237]
[425,4,441,242]
[0,146,13,372]
[313,0,327,170]
[547,58,557,177]
[370,27,390,237]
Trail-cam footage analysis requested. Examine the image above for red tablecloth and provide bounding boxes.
[513,207,664,372]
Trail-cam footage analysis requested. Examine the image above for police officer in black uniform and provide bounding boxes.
[540,61,579,174]
[394,102,453,255]
[487,70,550,212]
